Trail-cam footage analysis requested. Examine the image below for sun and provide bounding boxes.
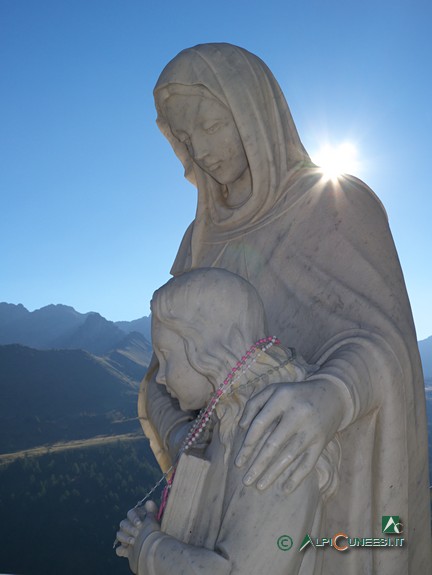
[312,142,359,180]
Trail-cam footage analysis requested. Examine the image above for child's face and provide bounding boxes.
[152,319,214,411]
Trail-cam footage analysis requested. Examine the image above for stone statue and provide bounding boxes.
[116,268,341,574]
[117,43,431,573]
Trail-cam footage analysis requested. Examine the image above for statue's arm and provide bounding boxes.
[116,454,321,575]
[138,353,195,472]
[235,333,390,491]
[146,374,194,453]
[305,334,387,429]
[115,502,230,575]
[137,461,319,575]
[138,531,231,575]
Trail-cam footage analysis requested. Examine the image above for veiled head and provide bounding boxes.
[154,44,311,230]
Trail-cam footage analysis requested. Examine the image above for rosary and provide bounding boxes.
[113,335,288,549]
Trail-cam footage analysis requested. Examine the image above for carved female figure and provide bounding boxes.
[117,268,339,574]
[136,44,431,573]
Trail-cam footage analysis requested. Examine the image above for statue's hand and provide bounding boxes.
[115,500,160,574]
[235,380,345,493]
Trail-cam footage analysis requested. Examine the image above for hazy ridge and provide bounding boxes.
[0,302,152,354]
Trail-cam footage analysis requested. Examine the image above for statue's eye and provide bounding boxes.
[204,122,222,135]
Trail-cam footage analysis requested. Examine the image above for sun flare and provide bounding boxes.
[312,142,359,180]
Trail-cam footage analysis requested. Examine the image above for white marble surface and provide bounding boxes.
[126,43,431,574]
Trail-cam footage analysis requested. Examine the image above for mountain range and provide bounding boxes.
[0,302,151,355]
[419,336,432,380]
[0,302,154,455]
[1,301,431,377]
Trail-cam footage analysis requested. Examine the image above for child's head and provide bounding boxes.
[151,268,268,410]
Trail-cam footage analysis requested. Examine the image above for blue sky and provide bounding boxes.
[1,0,431,339]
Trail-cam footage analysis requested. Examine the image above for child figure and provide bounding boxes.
[116,268,339,575]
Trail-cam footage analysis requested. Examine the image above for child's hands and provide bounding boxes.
[115,500,161,574]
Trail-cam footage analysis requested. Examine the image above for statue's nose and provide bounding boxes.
[192,137,210,163]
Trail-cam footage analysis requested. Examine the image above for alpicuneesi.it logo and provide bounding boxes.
[382,516,403,534]
[297,516,404,552]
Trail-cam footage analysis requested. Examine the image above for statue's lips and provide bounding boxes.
[204,161,221,172]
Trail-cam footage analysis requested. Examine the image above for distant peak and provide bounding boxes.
[39,304,77,312]
[85,312,106,323]
[31,304,89,319]
[0,302,29,311]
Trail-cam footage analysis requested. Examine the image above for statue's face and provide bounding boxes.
[152,319,213,411]
[164,92,248,186]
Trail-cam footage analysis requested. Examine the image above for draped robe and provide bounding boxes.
[138,43,431,573]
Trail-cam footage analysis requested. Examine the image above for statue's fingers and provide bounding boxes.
[144,500,158,515]
[115,544,129,558]
[255,432,307,490]
[240,424,295,485]
[116,530,135,546]
[237,405,284,470]
[119,519,139,538]
[238,386,275,430]
[128,507,143,527]
[282,449,318,494]
[235,419,270,468]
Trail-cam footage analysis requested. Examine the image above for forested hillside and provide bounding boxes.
[0,439,161,575]
[0,344,142,453]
